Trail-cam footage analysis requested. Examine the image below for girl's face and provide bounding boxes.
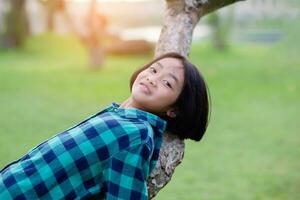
[130,57,185,114]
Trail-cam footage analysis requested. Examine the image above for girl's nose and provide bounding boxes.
[146,77,156,86]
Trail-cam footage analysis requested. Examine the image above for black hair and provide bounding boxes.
[130,52,211,141]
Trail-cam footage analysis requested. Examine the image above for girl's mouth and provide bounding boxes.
[140,83,151,94]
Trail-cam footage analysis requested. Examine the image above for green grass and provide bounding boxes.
[0,20,299,199]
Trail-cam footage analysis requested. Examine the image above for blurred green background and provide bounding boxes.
[0,0,300,199]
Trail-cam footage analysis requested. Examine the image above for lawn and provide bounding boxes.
[0,19,299,199]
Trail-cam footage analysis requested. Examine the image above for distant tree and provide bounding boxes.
[1,0,29,48]
[207,9,234,51]
[79,0,107,68]
[38,0,107,68]
[38,0,67,31]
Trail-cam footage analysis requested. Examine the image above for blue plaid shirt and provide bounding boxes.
[0,102,167,199]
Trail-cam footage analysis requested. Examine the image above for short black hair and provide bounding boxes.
[130,52,211,141]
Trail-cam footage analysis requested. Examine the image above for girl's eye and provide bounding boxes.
[163,80,172,89]
[149,67,157,73]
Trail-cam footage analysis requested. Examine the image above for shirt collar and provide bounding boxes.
[105,102,167,136]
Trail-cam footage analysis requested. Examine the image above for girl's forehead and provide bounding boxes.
[153,58,184,70]
[157,57,183,66]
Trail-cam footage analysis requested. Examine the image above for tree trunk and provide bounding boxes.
[2,0,29,48]
[88,45,105,69]
[208,6,235,51]
[208,12,227,50]
[84,0,106,69]
[58,0,106,69]
[45,0,66,32]
[148,0,245,198]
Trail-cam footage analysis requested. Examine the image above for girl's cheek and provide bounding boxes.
[160,88,172,98]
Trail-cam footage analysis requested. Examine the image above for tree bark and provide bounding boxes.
[148,0,245,198]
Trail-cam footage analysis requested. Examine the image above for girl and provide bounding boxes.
[0,52,210,199]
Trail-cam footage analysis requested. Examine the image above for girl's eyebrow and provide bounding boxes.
[156,61,179,84]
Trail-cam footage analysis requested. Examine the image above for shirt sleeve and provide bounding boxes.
[102,143,152,200]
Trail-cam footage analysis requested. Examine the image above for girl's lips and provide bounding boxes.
[140,83,151,94]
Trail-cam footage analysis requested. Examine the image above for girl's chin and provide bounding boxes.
[132,88,152,98]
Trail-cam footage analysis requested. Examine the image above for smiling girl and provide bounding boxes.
[0,52,210,199]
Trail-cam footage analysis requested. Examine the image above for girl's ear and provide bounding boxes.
[166,108,179,118]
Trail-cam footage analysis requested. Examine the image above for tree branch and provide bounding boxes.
[199,0,246,17]
[149,0,247,199]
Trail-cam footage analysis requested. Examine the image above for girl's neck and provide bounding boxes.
[120,97,138,109]
[120,97,167,118]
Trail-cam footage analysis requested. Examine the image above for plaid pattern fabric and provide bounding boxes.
[0,102,167,200]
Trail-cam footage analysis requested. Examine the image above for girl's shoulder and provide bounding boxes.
[71,102,166,158]
[73,107,153,155]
